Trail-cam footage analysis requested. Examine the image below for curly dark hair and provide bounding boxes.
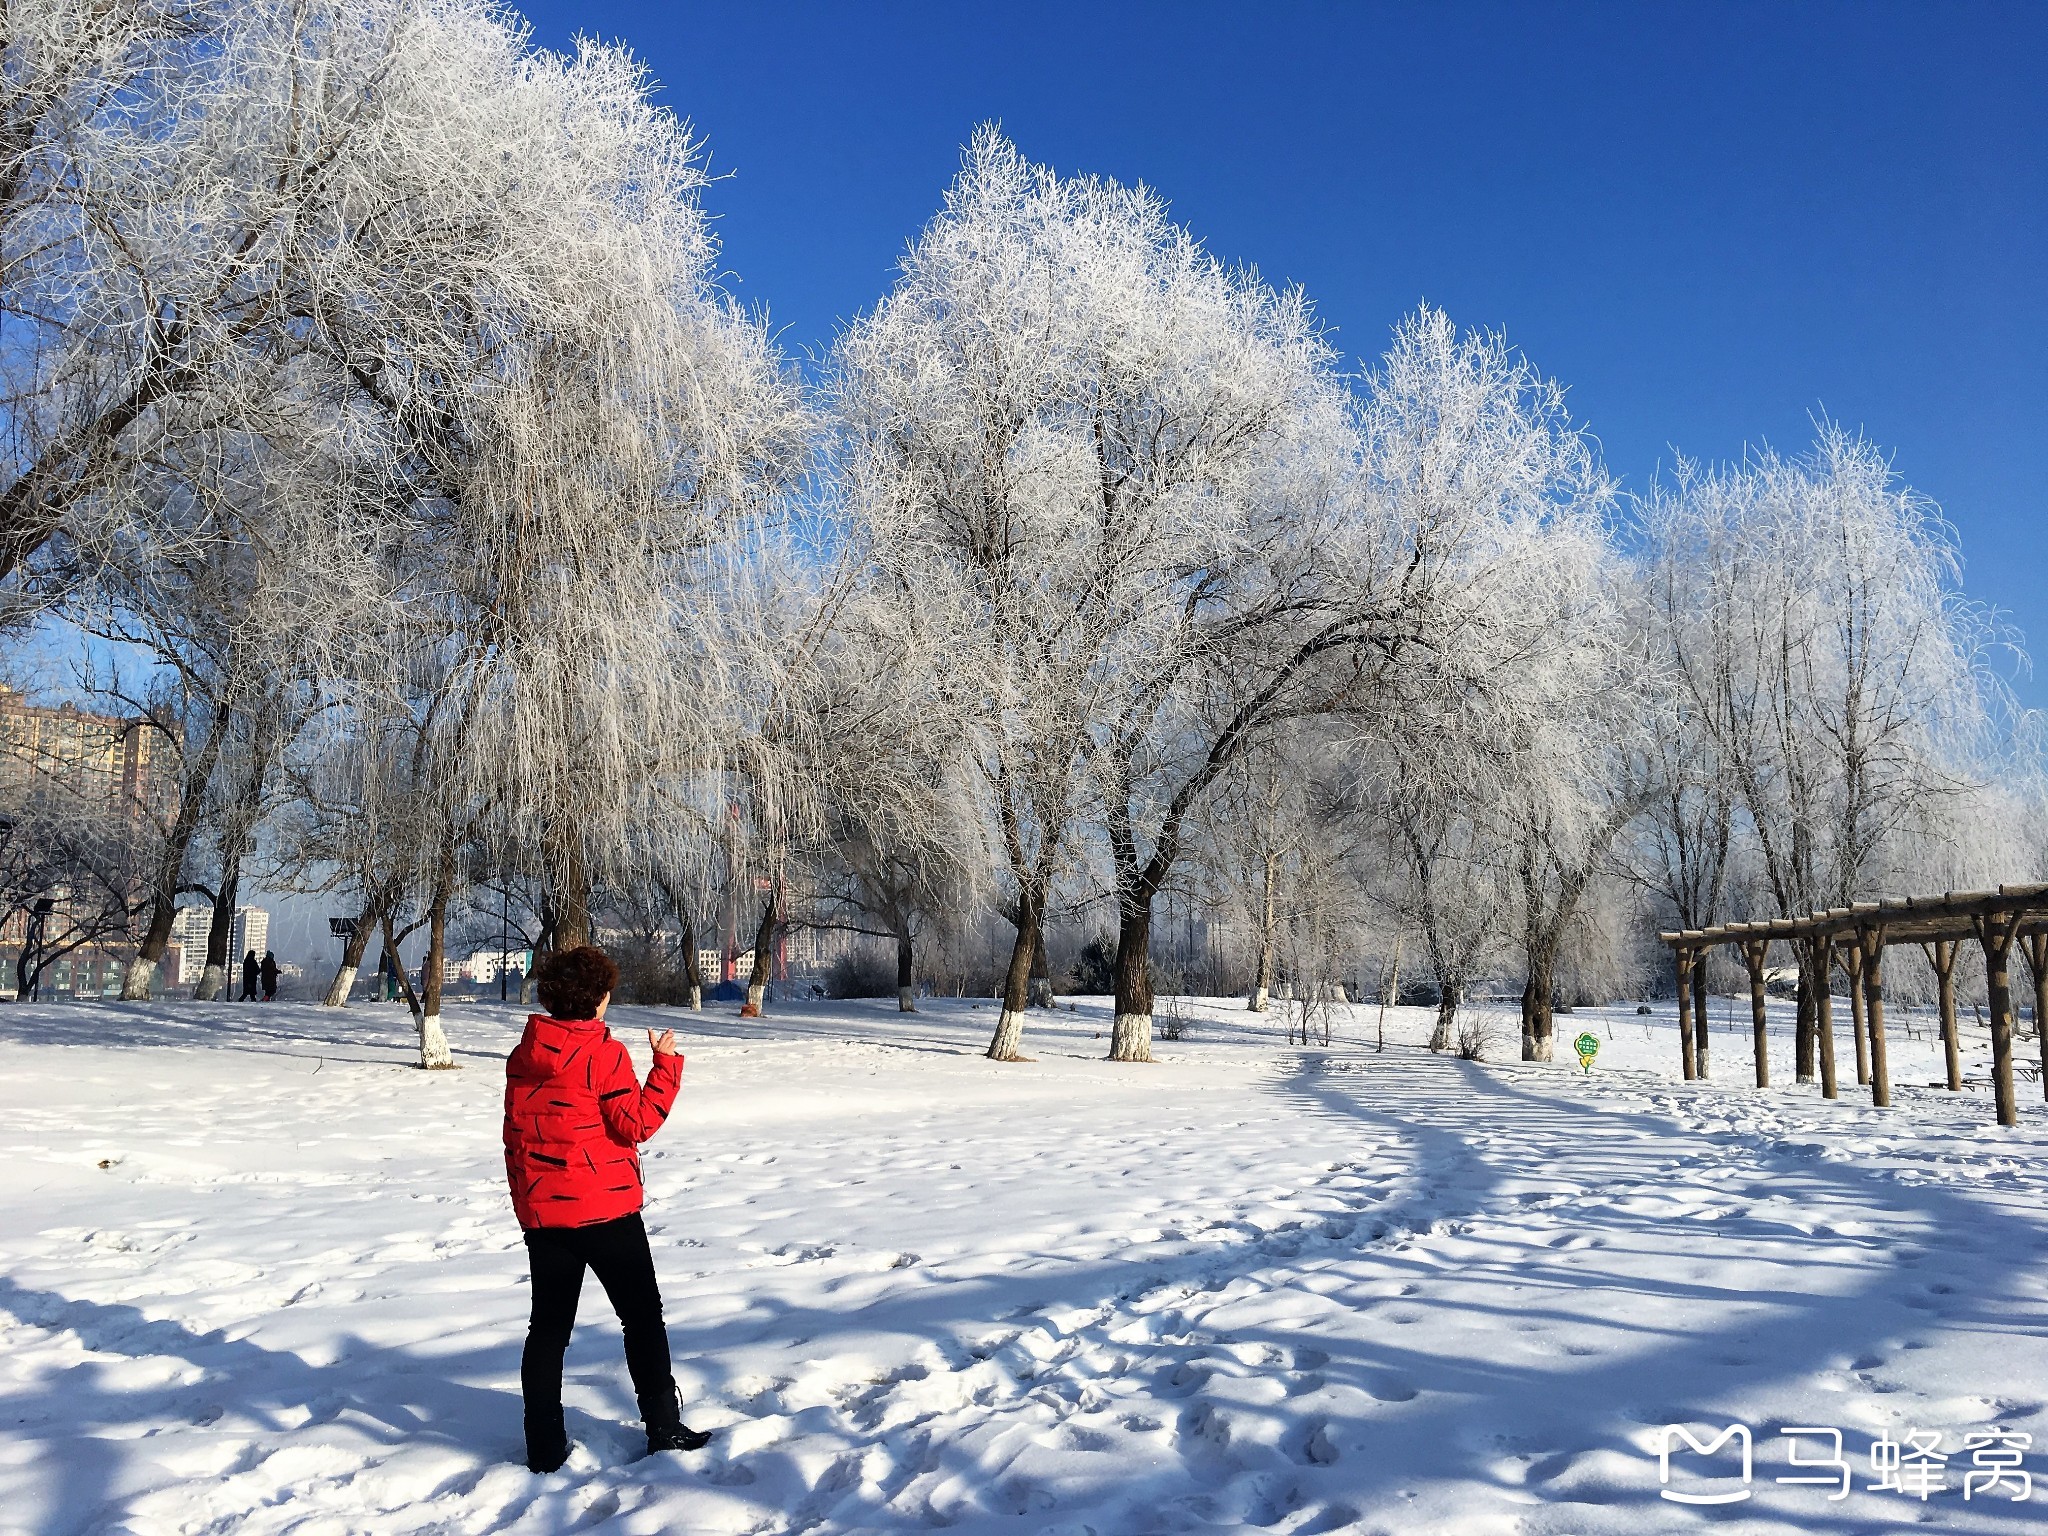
[535,945,620,1021]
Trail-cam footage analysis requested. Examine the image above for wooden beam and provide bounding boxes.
[1815,930,1838,1101]
[1743,937,1770,1089]
[1795,945,1816,1085]
[1976,911,2022,1129]
[1659,885,2048,954]
[1843,941,1870,1086]
[1675,946,1696,1083]
[1694,953,1711,1081]
[1858,925,1891,1110]
[1921,938,1962,1093]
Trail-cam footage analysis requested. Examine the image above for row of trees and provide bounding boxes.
[3,1,2040,1071]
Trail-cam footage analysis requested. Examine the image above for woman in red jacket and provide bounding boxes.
[504,945,710,1472]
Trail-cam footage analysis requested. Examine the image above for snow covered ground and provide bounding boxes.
[3,991,2046,1535]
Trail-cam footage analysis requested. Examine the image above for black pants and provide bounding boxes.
[521,1212,676,1442]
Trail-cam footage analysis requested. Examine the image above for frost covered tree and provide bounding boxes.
[187,683,301,1001]
[8,0,810,990]
[833,129,1160,1062]
[1205,740,1313,1014]
[800,576,984,1012]
[1065,259,1362,1064]
[836,130,1610,1064]
[1377,762,1503,1052]
[1074,283,1616,1067]
[0,0,235,602]
[1644,426,2004,1080]
[1331,311,1617,1054]
[1495,559,1658,1060]
[78,532,282,999]
[294,9,811,954]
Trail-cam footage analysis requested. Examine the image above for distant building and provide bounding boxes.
[0,686,161,816]
[465,949,532,984]
[235,907,269,963]
[715,948,760,982]
[0,687,169,994]
[164,905,270,984]
[169,907,211,983]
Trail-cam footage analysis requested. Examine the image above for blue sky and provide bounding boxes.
[519,0,2047,711]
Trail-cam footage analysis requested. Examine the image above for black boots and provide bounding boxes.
[525,1406,570,1474]
[647,1421,714,1454]
[525,1382,709,1470]
[641,1379,713,1455]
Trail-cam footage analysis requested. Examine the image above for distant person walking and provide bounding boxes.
[259,951,279,1001]
[240,950,259,1001]
[503,945,707,1473]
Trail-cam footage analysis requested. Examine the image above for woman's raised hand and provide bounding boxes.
[648,1028,679,1057]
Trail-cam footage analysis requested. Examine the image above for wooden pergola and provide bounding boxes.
[1659,883,2048,1128]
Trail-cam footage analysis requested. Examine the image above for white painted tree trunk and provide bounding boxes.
[687,982,702,1010]
[120,956,156,1001]
[1376,938,1401,1054]
[988,1006,1026,1060]
[418,1013,455,1069]
[1429,987,1456,1052]
[745,980,767,1013]
[898,985,916,1012]
[194,963,225,1001]
[1110,1011,1153,1063]
[324,964,358,1008]
[1248,854,1277,1011]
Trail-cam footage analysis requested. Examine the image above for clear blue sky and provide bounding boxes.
[514,0,2046,710]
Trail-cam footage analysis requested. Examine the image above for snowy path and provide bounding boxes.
[2,997,2046,1534]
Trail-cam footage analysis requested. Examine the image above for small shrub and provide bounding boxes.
[1069,933,1116,995]
[613,941,697,1006]
[1156,994,1190,1042]
[824,948,897,1000]
[1455,1010,1501,1061]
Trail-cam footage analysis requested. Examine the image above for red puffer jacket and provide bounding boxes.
[503,1014,682,1230]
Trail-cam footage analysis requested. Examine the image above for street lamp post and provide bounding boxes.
[22,896,55,1002]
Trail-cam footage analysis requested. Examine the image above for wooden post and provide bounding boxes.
[1922,938,1962,1093]
[2023,929,2048,1104]
[1693,948,1711,1080]
[1794,949,1816,1085]
[1742,938,1770,1088]
[1974,910,2021,1129]
[1814,930,1838,1101]
[1858,926,1891,1109]
[1843,942,1870,1086]
[1675,946,1696,1082]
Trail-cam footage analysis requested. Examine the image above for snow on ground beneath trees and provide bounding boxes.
[2,991,2046,1536]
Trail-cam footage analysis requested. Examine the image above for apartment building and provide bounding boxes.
[167,905,273,984]
[0,687,169,995]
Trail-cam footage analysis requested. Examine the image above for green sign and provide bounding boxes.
[1574,1032,1601,1074]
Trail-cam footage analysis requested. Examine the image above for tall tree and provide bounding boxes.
[1644,427,2002,1079]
